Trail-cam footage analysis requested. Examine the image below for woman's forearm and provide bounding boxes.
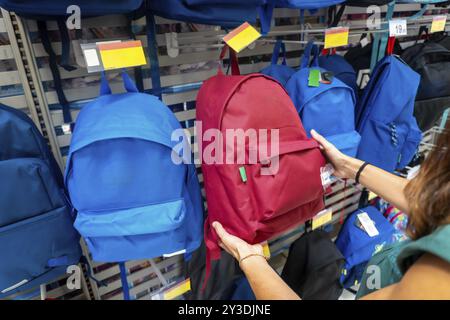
[240,256,300,300]
[343,157,409,213]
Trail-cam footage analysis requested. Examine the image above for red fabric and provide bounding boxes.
[387,36,396,55]
[197,73,327,285]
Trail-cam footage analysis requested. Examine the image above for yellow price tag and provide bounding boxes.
[430,15,447,33]
[324,27,349,49]
[163,278,191,300]
[368,191,378,201]
[98,40,147,71]
[223,22,261,53]
[261,241,271,259]
[312,208,333,230]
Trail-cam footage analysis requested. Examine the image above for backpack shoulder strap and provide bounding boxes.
[37,20,73,125]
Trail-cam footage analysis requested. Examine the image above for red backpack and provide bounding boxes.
[196,47,327,282]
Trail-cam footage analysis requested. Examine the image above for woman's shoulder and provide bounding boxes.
[397,224,450,274]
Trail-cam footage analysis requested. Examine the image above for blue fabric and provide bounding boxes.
[148,0,273,33]
[0,1,143,17]
[231,277,256,300]
[65,72,203,262]
[146,13,162,99]
[335,206,396,289]
[356,56,422,172]
[260,39,296,87]
[0,104,81,298]
[285,41,360,157]
[318,54,358,97]
[275,0,345,9]
[119,263,131,300]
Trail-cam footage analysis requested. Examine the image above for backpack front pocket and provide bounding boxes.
[358,119,409,172]
[0,158,64,227]
[74,199,187,261]
[0,206,81,295]
[245,140,325,221]
[397,126,422,169]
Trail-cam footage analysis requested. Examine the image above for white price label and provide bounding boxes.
[61,123,72,135]
[83,49,101,67]
[389,19,407,37]
[320,163,335,188]
[357,212,379,237]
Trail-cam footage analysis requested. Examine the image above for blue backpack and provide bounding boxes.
[318,54,358,97]
[275,0,345,8]
[260,39,296,87]
[0,0,143,17]
[0,104,81,298]
[148,0,273,34]
[285,41,361,157]
[65,72,203,262]
[335,206,396,289]
[356,56,422,172]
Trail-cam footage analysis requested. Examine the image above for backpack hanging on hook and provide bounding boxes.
[197,45,327,286]
[260,39,296,87]
[285,41,361,157]
[65,71,203,262]
[147,0,274,34]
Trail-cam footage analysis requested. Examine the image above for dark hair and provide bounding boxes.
[404,121,450,239]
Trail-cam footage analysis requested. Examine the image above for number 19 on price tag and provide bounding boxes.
[389,19,407,37]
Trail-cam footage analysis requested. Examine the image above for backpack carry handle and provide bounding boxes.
[415,25,429,45]
[301,41,319,69]
[271,39,287,66]
[218,45,241,76]
[100,71,139,96]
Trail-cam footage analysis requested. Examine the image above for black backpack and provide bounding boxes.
[281,230,345,300]
[185,243,244,300]
[401,40,450,131]
[402,41,450,101]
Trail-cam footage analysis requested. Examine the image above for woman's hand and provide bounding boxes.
[310,129,360,179]
[212,221,264,261]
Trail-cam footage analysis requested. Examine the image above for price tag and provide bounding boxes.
[324,27,349,49]
[389,19,407,37]
[98,40,147,70]
[61,123,71,135]
[163,278,191,300]
[261,241,271,259]
[312,208,333,230]
[81,40,146,73]
[357,212,379,237]
[320,163,335,188]
[223,22,261,53]
[368,191,378,201]
[431,15,447,33]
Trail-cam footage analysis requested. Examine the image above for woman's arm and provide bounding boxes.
[212,222,300,300]
[311,130,410,213]
[240,255,300,300]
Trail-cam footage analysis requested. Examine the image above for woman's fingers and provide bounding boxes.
[310,129,331,149]
[212,221,230,242]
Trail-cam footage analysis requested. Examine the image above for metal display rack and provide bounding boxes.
[0,3,447,300]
